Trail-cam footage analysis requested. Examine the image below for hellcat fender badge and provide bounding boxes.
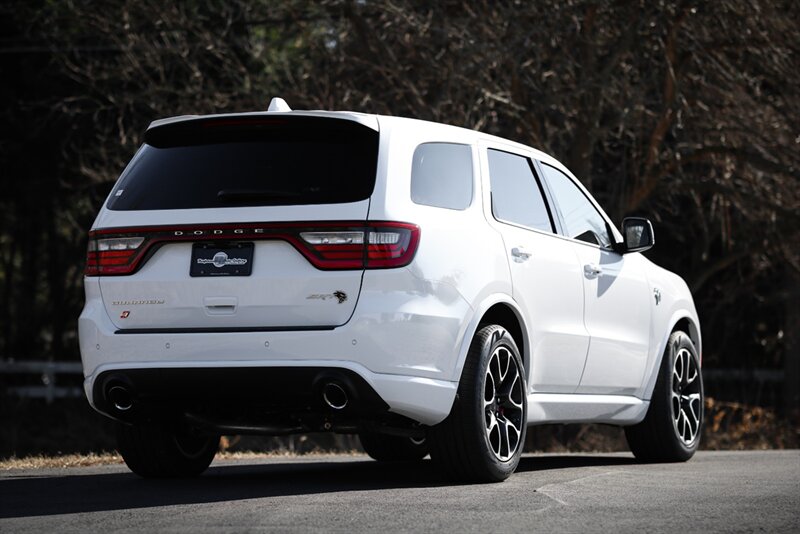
[654,288,662,305]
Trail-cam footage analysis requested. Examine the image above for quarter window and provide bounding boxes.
[488,149,553,233]
[540,163,612,247]
[410,143,473,210]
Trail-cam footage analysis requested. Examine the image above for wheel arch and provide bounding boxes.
[640,310,703,401]
[452,295,529,384]
[672,316,702,363]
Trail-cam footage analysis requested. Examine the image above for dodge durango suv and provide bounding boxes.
[79,98,703,481]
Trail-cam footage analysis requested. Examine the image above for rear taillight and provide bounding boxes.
[297,223,419,269]
[85,235,146,276]
[84,222,420,276]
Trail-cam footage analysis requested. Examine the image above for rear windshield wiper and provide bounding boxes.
[217,189,302,202]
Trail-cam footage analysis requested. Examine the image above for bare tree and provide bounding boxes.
[2,0,798,410]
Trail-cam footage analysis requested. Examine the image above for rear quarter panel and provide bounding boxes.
[367,117,512,380]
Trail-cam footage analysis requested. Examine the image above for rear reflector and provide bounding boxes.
[85,221,420,276]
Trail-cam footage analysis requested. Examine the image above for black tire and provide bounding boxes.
[625,331,704,462]
[116,421,219,478]
[429,324,527,482]
[359,432,429,462]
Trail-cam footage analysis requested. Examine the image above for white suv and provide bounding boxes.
[79,99,703,481]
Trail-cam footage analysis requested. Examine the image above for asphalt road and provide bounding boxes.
[1,450,798,533]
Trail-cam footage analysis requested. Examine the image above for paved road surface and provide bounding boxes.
[1,450,798,532]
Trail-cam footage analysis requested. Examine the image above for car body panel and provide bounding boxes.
[572,245,652,396]
[80,108,701,432]
[475,140,591,394]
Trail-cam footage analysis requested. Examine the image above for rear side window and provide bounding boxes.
[107,117,379,210]
[488,149,553,233]
[410,143,473,210]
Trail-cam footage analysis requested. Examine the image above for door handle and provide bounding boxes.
[511,246,532,261]
[584,263,602,278]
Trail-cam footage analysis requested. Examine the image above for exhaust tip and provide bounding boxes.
[322,382,349,410]
[107,384,134,412]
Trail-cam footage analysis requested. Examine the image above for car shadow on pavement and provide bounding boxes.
[0,454,637,519]
[516,453,637,473]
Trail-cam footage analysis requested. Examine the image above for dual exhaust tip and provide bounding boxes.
[103,374,353,413]
[321,381,349,410]
[106,384,134,412]
[317,372,358,411]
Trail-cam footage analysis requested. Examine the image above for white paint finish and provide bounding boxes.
[148,110,380,132]
[82,267,471,381]
[493,220,590,394]
[637,260,702,399]
[350,268,472,378]
[98,241,363,330]
[475,141,590,394]
[79,108,702,429]
[527,393,649,424]
[573,246,652,395]
[370,117,513,381]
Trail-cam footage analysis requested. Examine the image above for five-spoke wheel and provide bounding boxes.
[671,346,702,446]
[625,330,703,461]
[483,345,525,462]
[429,324,527,482]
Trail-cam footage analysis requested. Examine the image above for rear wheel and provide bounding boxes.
[359,432,429,462]
[429,324,527,482]
[116,421,219,478]
[625,331,704,461]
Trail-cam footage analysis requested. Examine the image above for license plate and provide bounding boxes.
[190,242,254,277]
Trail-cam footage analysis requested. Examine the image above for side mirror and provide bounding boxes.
[620,217,655,253]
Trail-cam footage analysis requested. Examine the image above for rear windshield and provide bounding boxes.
[107,116,379,210]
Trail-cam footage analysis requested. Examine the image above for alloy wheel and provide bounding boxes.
[671,347,702,445]
[483,345,525,461]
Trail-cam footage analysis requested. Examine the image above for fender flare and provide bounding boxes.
[640,309,702,401]
[449,293,529,384]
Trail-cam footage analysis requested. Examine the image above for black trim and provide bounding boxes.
[486,147,557,235]
[115,325,337,334]
[538,161,615,247]
[91,367,411,433]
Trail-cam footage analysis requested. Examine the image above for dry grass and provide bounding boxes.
[0,452,125,470]
[0,449,365,471]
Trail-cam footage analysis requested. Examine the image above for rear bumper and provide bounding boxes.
[90,366,431,435]
[79,272,465,426]
[84,360,456,427]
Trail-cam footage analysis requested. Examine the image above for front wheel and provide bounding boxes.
[625,331,704,462]
[116,421,219,478]
[429,324,527,482]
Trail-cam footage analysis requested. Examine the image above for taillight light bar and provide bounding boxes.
[84,221,420,276]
